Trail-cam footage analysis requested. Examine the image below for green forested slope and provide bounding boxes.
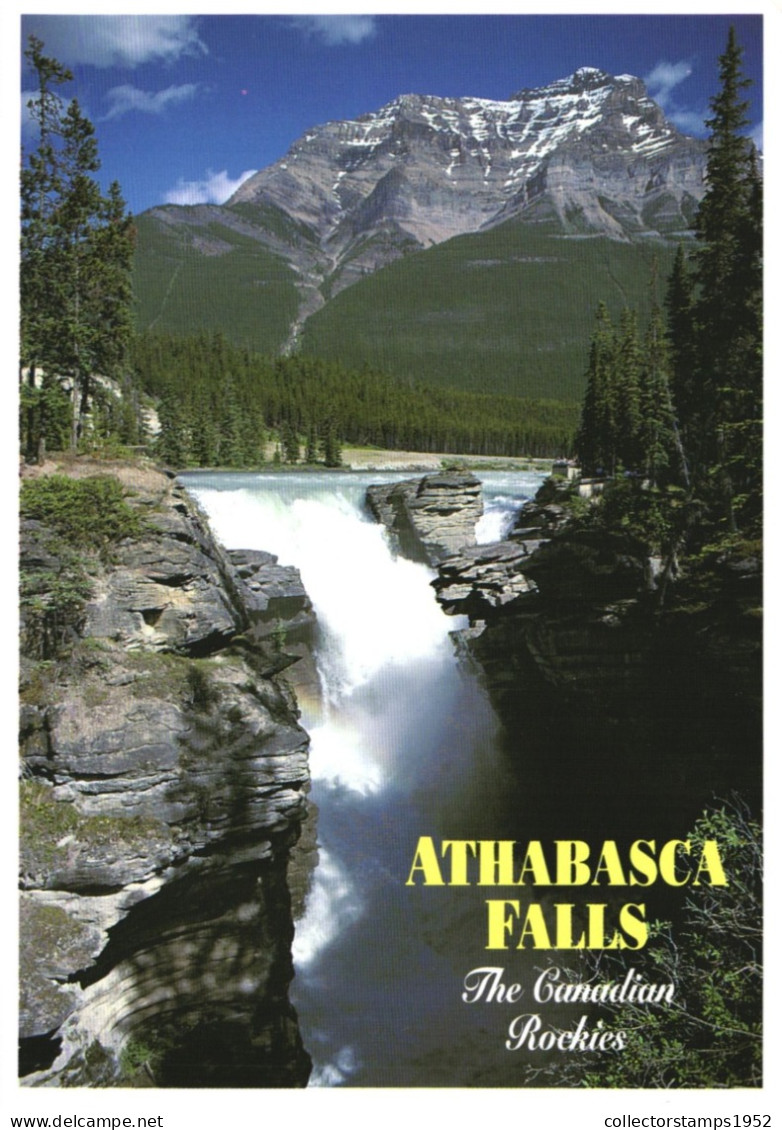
[132,211,301,354]
[132,205,682,403]
[301,220,681,400]
[132,333,579,463]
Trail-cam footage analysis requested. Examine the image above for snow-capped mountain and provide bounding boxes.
[135,68,708,379]
[227,67,705,285]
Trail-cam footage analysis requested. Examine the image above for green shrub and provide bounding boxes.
[20,474,146,657]
[20,474,144,559]
[532,801,762,1088]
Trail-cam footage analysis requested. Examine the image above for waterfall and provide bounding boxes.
[184,469,544,1087]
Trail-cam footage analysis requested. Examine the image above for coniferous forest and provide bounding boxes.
[572,27,761,559]
[131,334,578,465]
[20,36,136,462]
[19,25,761,504]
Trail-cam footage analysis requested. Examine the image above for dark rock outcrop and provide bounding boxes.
[433,539,535,618]
[432,474,576,616]
[364,471,761,824]
[19,460,313,1087]
[441,478,760,818]
[366,472,483,564]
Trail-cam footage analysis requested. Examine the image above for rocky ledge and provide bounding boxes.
[19,459,314,1087]
[434,476,759,725]
[365,471,483,564]
[431,475,568,617]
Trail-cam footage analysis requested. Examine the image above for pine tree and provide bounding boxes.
[56,98,107,447]
[89,181,135,375]
[20,36,135,454]
[281,421,300,463]
[20,37,72,380]
[217,379,246,466]
[691,26,762,530]
[614,308,643,471]
[320,415,343,468]
[20,36,73,460]
[639,302,678,487]
[304,420,319,464]
[664,244,698,456]
[156,392,191,467]
[575,303,616,476]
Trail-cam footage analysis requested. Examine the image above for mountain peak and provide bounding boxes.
[511,66,640,101]
[567,65,612,88]
[136,65,709,376]
[219,66,706,298]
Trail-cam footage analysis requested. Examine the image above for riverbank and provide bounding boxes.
[339,447,552,473]
[175,444,553,474]
[24,447,553,478]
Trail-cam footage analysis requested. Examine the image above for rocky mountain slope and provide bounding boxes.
[19,459,315,1086]
[133,68,706,394]
[232,67,703,284]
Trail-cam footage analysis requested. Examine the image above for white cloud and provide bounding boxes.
[102,83,200,121]
[22,15,207,69]
[290,16,377,46]
[667,108,708,136]
[644,59,709,138]
[644,60,693,108]
[164,169,258,207]
[749,121,763,152]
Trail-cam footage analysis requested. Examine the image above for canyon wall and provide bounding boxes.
[19,460,315,1087]
[369,473,762,829]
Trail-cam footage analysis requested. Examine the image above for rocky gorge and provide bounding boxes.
[19,458,316,1087]
[18,461,762,1087]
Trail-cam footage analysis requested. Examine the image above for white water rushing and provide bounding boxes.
[183,469,544,1086]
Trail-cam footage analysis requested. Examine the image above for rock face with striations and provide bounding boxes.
[431,474,571,616]
[366,472,483,564]
[228,67,706,286]
[19,459,314,1087]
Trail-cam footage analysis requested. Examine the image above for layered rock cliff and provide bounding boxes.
[365,471,483,563]
[19,459,315,1087]
[368,473,762,828]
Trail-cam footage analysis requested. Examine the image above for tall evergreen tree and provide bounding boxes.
[665,243,698,454]
[639,301,678,487]
[20,36,135,454]
[156,392,192,467]
[614,308,643,472]
[320,415,343,468]
[55,97,108,448]
[20,36,74,460]
[281,421,300,463]
[691,26,762,530]
[575,303,617,476]
[304,420,319,464]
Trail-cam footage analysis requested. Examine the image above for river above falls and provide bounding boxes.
[182,469,592,1086]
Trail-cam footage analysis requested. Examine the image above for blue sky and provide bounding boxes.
[19,11,763,218]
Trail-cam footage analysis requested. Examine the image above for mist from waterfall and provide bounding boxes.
[184,469,544,1086]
